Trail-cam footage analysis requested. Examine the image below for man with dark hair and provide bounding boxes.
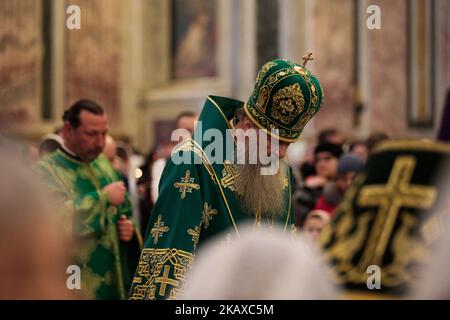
[37,99,142,300]
[62,99,105,128]
[314,142,343,181]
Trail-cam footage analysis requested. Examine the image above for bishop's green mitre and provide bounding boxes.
[245,54,324,142]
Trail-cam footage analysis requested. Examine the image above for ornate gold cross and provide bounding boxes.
[220,161,238,191]
[187,225,201,249]
[174,169,200,199]
[302,52,314,67]
[155,265,179,296]
[356,156,437,270]
[201,202,218,229]
[150,214,169,244]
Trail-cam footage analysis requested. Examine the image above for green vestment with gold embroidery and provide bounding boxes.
[129,96,296,300]
[38,149,143,300]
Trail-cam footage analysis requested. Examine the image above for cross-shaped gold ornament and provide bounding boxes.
[150,214,169,244]
[174,169,200,199]
[155,265,179,296]
[356,156,437,269]
[187,225,201,249]
[302,52,314,67]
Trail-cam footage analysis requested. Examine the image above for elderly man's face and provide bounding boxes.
[64,111,108,162]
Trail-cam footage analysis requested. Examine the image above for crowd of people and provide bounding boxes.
[292,129,388,242]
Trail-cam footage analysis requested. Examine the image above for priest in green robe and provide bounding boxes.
[38,100,142,300]
[130,56,325,300]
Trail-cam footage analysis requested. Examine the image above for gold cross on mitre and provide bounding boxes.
[150,214,169,244]
[174,169,200,199]
[302,52,314,67]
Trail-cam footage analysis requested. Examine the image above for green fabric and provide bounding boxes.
[129,96,296,300]
[37,150,142,300]
[320,140,450,297]
[246,59,324,142]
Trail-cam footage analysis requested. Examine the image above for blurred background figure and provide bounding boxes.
[103,134,118,164]
[313,142,343,183]
[347,140,368,163]
[314,153,365,215]
[413,212,450,299]
[302,210,331,243]
[103,135,143,229]
[150,111,197,204]
[294,142,343,226]
[0,151,72,299]
[318,128,344,146]
[136,111,197,237]
[181,224,338,299]
[411,154,450,299]
[366,132,390,154]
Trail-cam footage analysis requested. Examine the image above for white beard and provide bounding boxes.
[234,161,287,219]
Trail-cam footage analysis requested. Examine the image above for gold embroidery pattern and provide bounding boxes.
[373,140,450,154]
[383,212,427,286]
[173,169,200,199]
[256,86,269,112]
[245,103,302,142]
[150,214,169,245]
[174,138,241,237]
[253,61,278,96]
[187,225,202,250]
[291,224,297,234]
[281,176,289,190]
[80,266,103,299]
[293,108,316,131]
[220,160,238,192]
[175,140,216,184]
[356,156,436,270]
[321,174,372,274]
[130,248,194,300]
[202,202,218,229]
[271,83,305,125]
[323,156,438,287]
[155,265,179,297]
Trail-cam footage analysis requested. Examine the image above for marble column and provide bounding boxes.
[311,0,355,137]
[366,0,408,136]
[64,0,123,125]
[0,0,40,128]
